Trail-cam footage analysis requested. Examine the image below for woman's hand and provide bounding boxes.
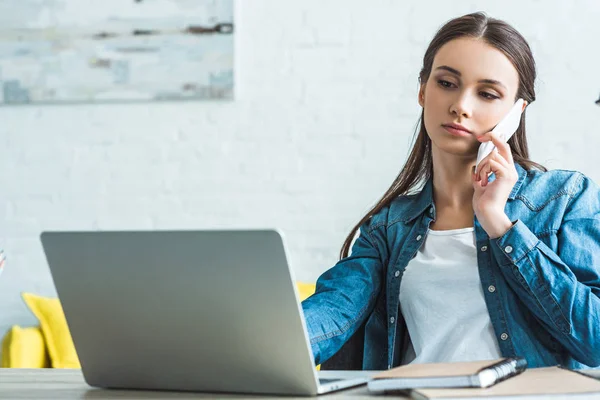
[472,132,518,238]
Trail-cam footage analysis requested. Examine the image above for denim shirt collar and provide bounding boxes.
[403,162,528,224]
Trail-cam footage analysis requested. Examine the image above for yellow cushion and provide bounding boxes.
[296,282,316,301]
[1,325,49,368]
[295,282,320,370]
[21,292,81,369]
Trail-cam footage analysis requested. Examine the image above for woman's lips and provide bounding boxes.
[443,125,472,137]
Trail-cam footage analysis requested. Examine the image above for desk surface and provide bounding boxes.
[0,368,396,399]
[3,368,600,399]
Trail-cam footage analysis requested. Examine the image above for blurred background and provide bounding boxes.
[1,0,600,356]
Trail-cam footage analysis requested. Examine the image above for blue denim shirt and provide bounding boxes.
[302,163,600,370]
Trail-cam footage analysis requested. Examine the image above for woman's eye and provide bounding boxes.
[437,80,454,88]
[480,92,500,100]
[436,80,499,100]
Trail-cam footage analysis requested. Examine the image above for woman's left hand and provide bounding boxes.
[472,131,518,238]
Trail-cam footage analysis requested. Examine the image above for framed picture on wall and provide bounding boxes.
[0,0,234,105]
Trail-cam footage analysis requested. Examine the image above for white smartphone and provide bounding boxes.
[475,98,525,173]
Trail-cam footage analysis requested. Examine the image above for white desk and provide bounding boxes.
[0,369,393,399]
[3,368,600,399]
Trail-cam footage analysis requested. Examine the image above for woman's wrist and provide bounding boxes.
[481,213,515,239]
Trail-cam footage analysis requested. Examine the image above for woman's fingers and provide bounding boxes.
[477,131,514,164]
[477,149,510,186]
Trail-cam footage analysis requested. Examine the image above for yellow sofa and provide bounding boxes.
[2,282,317,369]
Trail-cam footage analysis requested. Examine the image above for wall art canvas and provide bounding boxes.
[0,0,234,105]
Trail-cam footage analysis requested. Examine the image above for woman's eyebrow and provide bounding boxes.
[435,65,507,89]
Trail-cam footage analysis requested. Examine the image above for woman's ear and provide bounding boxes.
[418,84,426,108]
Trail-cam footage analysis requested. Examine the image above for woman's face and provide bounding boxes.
[419,37,525,158]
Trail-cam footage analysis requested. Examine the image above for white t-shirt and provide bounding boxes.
[399,226,502,364]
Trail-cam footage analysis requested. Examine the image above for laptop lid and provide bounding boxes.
[40,229,322,396]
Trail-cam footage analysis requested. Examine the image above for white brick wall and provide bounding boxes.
[1,0,600,347]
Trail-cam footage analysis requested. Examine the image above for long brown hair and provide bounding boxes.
[340,11,547,260]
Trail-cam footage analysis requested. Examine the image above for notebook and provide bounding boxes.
[409,366,600,399]
[368,358,527,393]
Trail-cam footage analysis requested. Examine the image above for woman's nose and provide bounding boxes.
[450,93,474,118]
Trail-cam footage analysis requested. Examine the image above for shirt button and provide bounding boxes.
[394,270,400,278]
[481,245,488,252]
[429,206,434,214]
[505,246,513,254]
[488,285,496,293]
[390,317,395,324]
[500,333,509,341]
[416,235,422,241]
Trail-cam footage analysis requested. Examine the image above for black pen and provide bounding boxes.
[477,357,528,388]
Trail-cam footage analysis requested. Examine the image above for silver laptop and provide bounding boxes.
[40,229,370,396]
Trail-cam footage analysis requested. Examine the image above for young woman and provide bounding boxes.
[301,12,600,371]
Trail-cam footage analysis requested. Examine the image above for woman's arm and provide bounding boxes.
[491,173,600,367]
[301,221,387,365]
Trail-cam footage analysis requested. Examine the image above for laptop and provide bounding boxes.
[40,229,370,396]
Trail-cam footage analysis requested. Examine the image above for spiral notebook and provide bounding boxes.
[367,358,527,393]
[409,367,600,399]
